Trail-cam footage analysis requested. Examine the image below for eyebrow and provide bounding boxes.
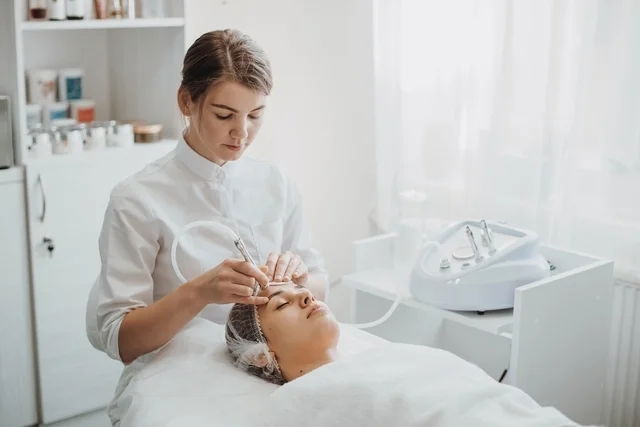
[267,290,284,300]
[267,285,304,304]
[210,103,265,113]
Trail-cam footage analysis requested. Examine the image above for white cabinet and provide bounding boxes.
[24,142,174,424]
[0,0,189,423]
[0,167,38,427]
[341,233,613,426]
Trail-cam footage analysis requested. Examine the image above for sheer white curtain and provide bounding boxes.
[373,0,640,282]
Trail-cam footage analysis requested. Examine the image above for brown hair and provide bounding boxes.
[180,29,273,106]
[225,303,286,385]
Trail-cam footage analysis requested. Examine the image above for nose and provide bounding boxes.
[230,117,249,141]
[297,288,315,307]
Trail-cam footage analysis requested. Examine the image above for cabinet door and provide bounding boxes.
[0,171,38,427]
[510,254,614,425]
[25,143,174,424]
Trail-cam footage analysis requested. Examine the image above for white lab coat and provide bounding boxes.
[86,136,326,361]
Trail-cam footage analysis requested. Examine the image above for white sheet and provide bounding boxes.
[111,319,580,427]
[256,345,580,427]
[110,318,387,426]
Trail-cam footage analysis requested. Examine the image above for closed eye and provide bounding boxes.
[276,301,289,310]
[215,113,261,120]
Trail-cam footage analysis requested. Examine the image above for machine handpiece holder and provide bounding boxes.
[410,219,551,311]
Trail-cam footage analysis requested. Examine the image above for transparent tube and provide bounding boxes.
[170,220,239,284]
[172,220,439,330]
[342,241,440,329]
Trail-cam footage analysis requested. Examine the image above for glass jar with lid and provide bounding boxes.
[29,0,48,20]
[49,126,66,154]
[87,122,107,150]
[66,125,86,153]
[104,120,118,146]
[28,128,53,158]
[65,0,85,19]
[107,0,124,18]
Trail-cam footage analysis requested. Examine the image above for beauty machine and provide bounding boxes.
[409,220,551,311]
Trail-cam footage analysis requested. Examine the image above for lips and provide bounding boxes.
[307,303,327,319]
[224,145,242,151]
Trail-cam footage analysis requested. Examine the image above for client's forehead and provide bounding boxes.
[258,282,298,298]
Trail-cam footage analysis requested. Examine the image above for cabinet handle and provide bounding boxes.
[42,235,55,257]
[37,173,47,223]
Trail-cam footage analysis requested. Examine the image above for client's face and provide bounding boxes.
[257,283,339,360]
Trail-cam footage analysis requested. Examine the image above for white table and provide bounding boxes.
[339,233,613,426]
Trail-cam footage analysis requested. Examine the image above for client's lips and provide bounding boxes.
[307,303,327,319]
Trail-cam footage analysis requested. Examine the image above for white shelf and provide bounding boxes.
[24,139,177,166]
[21,17,184,31]
[345,235,615,424]
[0,166,24,184]
[341,268,514,336]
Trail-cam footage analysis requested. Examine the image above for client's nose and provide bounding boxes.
[298,288,315,307]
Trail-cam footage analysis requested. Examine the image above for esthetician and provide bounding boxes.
[86,29,328,364]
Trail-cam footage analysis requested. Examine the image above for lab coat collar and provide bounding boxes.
[176,134,240,182]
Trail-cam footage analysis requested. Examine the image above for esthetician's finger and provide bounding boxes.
[265,252,279,279]
[273,252,293,282]
[282,255,301,282]
[225,270,256,288]
[258,266,273,288]
[292,263,309,285]
[229,284,254,297]
[231,260,269,288]
[259,265,269,275]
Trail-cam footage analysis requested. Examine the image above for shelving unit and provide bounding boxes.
[21,17,185,31]
[24,138,177,167]
[0,1,188,424]
[2,0,187,165]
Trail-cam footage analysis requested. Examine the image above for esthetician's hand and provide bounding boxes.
[263,251,309,285]
[188,259,270,305]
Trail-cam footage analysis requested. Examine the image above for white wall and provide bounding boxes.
[185,0,377,310]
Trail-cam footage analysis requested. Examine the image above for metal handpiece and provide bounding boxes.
[234,237,263,296]
[465,226,483,263]
[480,219,496,255]
[234,237,257,266]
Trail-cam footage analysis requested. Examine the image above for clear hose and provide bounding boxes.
[342,241,441,329]
[172,220,440,330]
[170,220,239,283]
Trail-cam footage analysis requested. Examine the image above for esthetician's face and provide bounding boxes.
[180,80,266,165]
[257,283,340,359]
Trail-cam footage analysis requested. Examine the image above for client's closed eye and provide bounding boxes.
[276,302,289,310]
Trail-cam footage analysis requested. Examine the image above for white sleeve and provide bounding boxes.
[281,179,328,279]
[86,190,159,361]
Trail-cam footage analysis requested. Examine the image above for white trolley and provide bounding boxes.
[340,232,613,426]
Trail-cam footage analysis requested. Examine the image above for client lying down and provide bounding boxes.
[226,282,581,426]
[226,282,337,384]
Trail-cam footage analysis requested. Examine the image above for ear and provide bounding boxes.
[252,350,276,368]
[177,87,192,117]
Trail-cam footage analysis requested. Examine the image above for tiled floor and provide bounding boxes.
[44,409,111,427]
